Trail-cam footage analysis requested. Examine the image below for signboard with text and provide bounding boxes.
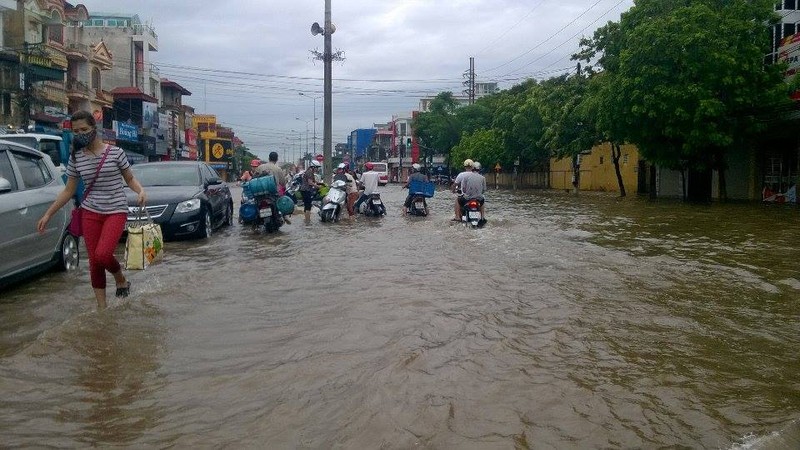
[114,121,138,142]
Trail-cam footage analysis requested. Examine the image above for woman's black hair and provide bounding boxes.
[69,110,96,161]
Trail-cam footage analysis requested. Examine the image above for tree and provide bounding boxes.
[412,92,462,171]
[606,0,787,201]
[450,129,505,170]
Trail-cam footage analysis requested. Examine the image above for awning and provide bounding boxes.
[31,112,62,124]
[28,63,65,82]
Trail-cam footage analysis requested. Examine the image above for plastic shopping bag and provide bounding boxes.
[125,208,163,270]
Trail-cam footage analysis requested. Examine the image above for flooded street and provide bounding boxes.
[1,185,799,448]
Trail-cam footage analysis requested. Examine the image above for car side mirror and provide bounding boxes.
[205,177,222,187]
[0,176,12,193]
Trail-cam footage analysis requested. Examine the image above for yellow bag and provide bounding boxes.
[125,208,164,270]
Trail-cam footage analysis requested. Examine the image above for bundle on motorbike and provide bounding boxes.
[319,179,347,222]
[406,179,435,217]
[239,175,290,233]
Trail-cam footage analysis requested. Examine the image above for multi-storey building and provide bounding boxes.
[0,0,70,129]
[63,3,114,121]
[73,11,160,161]
[768,1,800,64]
[77,12,159,101]
[159,78,191,160]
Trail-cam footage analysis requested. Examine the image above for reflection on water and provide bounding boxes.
[0,186,798,448]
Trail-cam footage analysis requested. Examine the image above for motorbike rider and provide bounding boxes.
[301,160,323,222]
[254,151,287,193]
[354,161,380,213]
[452,159,487,221]
[240,159,260,182]
[333,163,359,219]
[402,163,428,213]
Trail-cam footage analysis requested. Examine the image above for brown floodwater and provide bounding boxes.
[1,185,798,448]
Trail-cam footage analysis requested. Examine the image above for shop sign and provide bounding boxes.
[114,121,138,142]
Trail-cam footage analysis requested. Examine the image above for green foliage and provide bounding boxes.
[451,128,505,168]
[414,0,791,182]
[577,0,789,171]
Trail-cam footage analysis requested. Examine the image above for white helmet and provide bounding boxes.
[337,163,346,169]
[310,160,322,168]
[411,163,421,171]
[473,162,481,171]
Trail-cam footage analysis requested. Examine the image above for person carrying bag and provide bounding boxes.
[37,111,147,309]
[125,207,163,270]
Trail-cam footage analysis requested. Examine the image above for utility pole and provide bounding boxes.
[323,0,332,178]
[463,57,476,105]
[309,3,343,178]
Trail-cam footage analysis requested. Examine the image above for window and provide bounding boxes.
[786,0,797,10]
[92,68,101,90]
[623,154,629,165]
[599,156,604,164]
[107,19,116,26]
[0,150,17,191]
[93,19,103,26]
[1,92,10,116]
[12,151,52,188]
[202,164,218,181]
[784,23,796,38]
[39,141,61,167]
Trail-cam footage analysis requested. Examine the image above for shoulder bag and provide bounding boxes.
[67,145,110,237]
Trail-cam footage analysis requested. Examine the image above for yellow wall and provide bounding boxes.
[550,143,640,193]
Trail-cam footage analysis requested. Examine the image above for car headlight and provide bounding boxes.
[175,198,201,213]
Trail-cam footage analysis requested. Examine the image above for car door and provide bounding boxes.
[201,164,224,223]
[0,146,63,277]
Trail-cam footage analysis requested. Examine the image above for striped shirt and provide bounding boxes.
[66,145,131,214]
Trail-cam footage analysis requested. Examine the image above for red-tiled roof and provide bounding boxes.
[110,87,159,103]
[160,78,192,95]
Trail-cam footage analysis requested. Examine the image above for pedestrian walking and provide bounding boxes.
[36,110,147,309]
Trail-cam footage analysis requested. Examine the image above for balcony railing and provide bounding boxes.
[132,24,158,40]
[66,42,89,53]
[66,78,89,97]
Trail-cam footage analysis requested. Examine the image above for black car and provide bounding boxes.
[125,161,234,240]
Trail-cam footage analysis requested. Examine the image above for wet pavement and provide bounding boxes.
[1,184,799,448]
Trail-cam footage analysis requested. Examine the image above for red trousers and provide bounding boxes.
[82,210,127,289]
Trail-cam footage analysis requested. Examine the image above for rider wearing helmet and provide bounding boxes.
[451,158,486,221]
[300,160,323,221]
[336,163,358,218]
[403,163,429,212]
[354,161,380,213]
[240,159,260,182]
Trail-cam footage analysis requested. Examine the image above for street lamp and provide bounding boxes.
[298,92,321,155]
[295,117,310,156]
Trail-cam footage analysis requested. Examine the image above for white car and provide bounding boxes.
[0,140,80,289]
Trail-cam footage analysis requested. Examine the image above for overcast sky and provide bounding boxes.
[78,0,634,161]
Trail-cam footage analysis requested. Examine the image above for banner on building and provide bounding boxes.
[142,102,157,129]
[114,121,138,142]
[206,139,232,163]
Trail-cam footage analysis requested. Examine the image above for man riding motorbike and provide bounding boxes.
[354,162,380,213]
[452,159,487,221]
[403,163,428,214]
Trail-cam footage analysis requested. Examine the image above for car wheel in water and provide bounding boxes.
[225,202,234,227]
[57,233,80,271]
[197,209,212,239]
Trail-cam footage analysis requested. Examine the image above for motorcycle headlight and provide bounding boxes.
[175,198,201,213]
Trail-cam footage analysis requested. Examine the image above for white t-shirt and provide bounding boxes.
[359,171,380,195]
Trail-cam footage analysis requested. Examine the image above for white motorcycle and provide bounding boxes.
[319,179,347,222]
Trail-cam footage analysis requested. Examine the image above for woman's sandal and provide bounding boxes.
[115,281,131,298]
